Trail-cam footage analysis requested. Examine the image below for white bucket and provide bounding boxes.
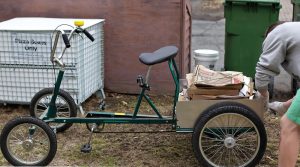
[194,49,219,70]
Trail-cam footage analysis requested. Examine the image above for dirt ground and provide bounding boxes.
[0,92,298,166]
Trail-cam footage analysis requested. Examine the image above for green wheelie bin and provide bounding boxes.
[292,0,300,21]
[224,0,281,78]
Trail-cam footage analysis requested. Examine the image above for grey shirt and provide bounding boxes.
[255,22,300,91]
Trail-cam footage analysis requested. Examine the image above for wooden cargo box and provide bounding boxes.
[176,97,264,131]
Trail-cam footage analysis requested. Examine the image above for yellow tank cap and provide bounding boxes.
[74,20,84,27]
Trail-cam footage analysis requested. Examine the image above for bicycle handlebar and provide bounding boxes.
[82,29,95,42]
[62,33,71,48]
[51,21,95,68]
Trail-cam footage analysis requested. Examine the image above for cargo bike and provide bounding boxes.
[0,21,267,166]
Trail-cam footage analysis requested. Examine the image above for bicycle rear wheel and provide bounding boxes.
[192,102,267,167]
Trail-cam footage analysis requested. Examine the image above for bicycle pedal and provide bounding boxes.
[81,144,92,153]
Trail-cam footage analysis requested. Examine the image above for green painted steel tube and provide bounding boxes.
[133,87,163,118]
[47,117,175,124]
[133,88,146,118]
[143,94,163,118]
[169,59,179,120]
[171,58,180,80]
[46,69,65,118]
[87,111,167,118]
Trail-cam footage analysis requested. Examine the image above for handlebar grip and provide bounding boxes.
[62,33,71,48]
[82,29,95,42]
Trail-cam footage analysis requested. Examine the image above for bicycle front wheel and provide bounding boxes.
[0,117,57,166]
[30,88,77,132]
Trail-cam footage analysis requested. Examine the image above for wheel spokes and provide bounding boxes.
[199,113,260,167]
[34,94,71,128]
[7,123,51,165]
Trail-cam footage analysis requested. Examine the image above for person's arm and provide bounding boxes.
[255,32,286,95]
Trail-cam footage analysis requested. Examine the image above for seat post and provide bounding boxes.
[145,66,152,85]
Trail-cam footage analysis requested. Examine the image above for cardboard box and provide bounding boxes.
[185,65,253,100]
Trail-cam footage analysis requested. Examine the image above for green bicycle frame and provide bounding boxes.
[44,57,179,127]
[133,58,180,119]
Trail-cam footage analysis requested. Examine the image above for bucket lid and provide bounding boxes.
[194,49,219,56]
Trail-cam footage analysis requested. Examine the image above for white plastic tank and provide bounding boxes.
[194,49,219,70]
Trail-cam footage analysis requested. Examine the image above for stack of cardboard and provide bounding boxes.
[186,65,253,100]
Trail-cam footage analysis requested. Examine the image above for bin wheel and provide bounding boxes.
[30,88,77,132]
[0,117,57,166]
[192,102,267,167]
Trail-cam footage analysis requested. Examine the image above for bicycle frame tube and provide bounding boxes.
[133,58,179,121]
[133,88,163,118]
[170,58,180,120]
[45,69,65,118]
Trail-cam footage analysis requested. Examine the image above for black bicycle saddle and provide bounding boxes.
[139,45,178,65]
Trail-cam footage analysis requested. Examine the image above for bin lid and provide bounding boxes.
[225,0,280,3]
[0,17,105,31]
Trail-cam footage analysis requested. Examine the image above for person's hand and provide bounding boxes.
[269,101,288,116]
[255,90,269,112]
